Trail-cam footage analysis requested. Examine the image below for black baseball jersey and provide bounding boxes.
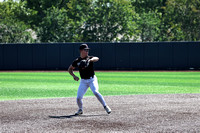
[72,56,95,79]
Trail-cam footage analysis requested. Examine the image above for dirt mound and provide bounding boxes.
[1,94,200,132]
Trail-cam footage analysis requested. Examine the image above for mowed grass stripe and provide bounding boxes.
[0,72,200,101]
[98,72,200,96]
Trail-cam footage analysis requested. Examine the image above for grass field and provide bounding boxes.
[0,71,200,101]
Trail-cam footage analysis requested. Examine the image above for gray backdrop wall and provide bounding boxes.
[0,42,200,70]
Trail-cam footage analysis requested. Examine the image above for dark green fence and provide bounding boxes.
[0,42,200,70]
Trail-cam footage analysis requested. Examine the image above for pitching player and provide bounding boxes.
[68,44,111,115]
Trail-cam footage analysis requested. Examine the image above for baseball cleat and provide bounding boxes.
[104,106,111,114]
[75,109,83,115]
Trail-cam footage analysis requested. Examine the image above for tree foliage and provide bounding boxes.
[36,0,93,42]
[0,0,200,43]
[80,0,136,42]
[37,7,72,42]
[164,0,200,41]
[20,0,68,27]
[135,10,162,42]
[0,0,35,43]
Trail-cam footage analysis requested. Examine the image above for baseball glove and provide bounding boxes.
[78,59,90,69]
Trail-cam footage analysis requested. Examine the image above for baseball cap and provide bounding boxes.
[79,44,90,50]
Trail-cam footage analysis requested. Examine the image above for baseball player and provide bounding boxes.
[68,44,111,115]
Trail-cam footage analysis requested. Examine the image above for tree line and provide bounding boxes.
[0,0,199,43]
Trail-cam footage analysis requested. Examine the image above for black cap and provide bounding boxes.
[79,44,90,50]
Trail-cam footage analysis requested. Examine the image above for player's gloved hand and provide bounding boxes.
[73,76,79,81]
[78,59,90,69]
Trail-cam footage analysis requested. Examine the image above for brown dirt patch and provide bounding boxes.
[1,94,200,132]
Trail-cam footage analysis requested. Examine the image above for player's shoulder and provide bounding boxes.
[72,57,81,65]
[72,57,82,67]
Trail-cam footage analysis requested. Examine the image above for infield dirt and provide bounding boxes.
[1,94,200,133]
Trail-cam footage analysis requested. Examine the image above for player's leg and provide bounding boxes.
[76,79,89,115]
[89,76,111,114]
[89,76,106,106]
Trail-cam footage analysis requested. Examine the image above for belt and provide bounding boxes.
[82,75,94,79]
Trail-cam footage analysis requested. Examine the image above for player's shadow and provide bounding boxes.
[49,114,108,119]
[49,115,77,119]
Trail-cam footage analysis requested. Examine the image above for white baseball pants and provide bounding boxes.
[76,75,107,109]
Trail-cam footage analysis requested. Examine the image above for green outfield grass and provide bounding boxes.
[0,71,200,101]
